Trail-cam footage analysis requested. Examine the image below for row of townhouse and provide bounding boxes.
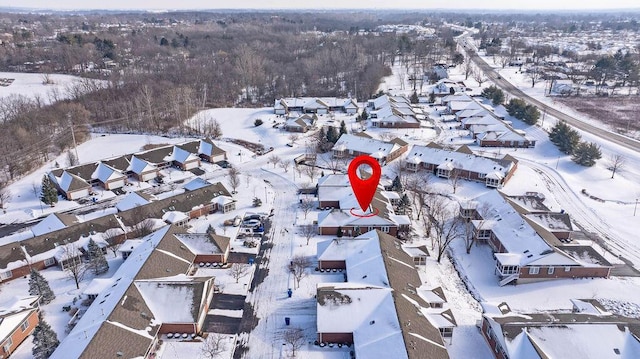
[329,133,518,190]
[316,174,411,238]
[315,230,452,359]
[480,300,640,359]
[274,97,359,115]
[441,93,536,148]
[367,94,423,128]
[49,138,227,200]
[51,225,228,359]
[0,182,234,284]
[405,143,519,188]
[331,132,409,165]
[460,190,611,286]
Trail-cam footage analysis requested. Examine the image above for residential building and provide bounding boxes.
[0,296,40,358]
[316,230,451,359]
[332,133,408,164]
[283,114,316,133]
[480,301,640,359]
[460,191,611,286]
[405,143,518,188]
[274,97,359,115]
[51,225,217,359]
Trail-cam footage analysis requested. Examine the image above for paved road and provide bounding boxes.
[458,36,640,153]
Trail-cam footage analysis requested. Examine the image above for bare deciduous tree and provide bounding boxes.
[200,333,227,359]
[228,167,241,194]
[130,207,155,238]
[211,119,223,139]
[0,186,12,209]
[228,263,250,283]
[288,133,299,146]
[464,56,474,80]
[300,224,316,245]
[304,165,318,183]
[448,166,462,194]
[268,154,281,168]
[608,154,626,179]
[300,198,314,219]
[472,68,487,87]
[281,327,306,358]
[279,161,290,173]
[428,198,464,263]
[102,228,123,257]
[61,244,86,289]
[289,255,312,289]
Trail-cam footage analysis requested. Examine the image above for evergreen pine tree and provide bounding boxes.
[391,176,403,192]
[400,193,411,208]
[359,109,368,122]
[32,314,60,359]
[206,224,216,234]
[339,120,347,135]
[572,142,602,167]
[429,92,436,104]
[410,91,419,104]
[29,269,56,305]
[550,121,581,154]
[87,239,109,275]
[40,175,58,206]
[326,126,339,144]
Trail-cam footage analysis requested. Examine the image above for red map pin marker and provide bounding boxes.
[348,155,382,213]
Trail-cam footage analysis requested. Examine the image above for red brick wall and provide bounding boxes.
[194,254,226,264]
[318,260,346,270]
[0,309,38,357]
[319,226,397,237]
[519,266,610,280]
[159,323,198,335]
[317,332,353,344]
[480,318,507,359]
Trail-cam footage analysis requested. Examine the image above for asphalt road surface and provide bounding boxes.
[459,36,640,153]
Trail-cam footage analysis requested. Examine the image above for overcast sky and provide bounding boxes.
[1,0,639,11]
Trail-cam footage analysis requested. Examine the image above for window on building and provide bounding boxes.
[44,257,55,266]
[548,267,555,275]
[21,319,29,332]
[478,229,492,239]
[0,270,12,280]
[3,337,12,353]
[528,267,540,275]
[564,266,571,272]
[381,226,390,233]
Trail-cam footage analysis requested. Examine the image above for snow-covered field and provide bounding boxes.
[0,72,97,104]
[1,51,640,359]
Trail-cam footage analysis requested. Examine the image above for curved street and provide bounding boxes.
[458,36,640,153]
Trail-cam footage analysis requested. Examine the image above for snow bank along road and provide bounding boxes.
[457,35,640,153]
[519,158,640,268]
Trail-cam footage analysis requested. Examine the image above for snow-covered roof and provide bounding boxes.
[58,170,90,191]
[318,209,395,229]
[51,226,174,359]
[128,155,156,174]
[115,192,152,212]
[174,233,226,254]
[118,239,144,253]
[521,324,635,359]
[332,134,403,158]
[91,162,126,183]
[31,213,80,236]
[276,97,358,110]
[162,211,189,224]
[134,274,200,323]
[406,144,516,178]
[0,307,36,342]
[83,278,117,296]
[165,145,199,164]
[183,177,211,191]
[471,191,552,266]
[317,174,351,188]
[317,284,407,359]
